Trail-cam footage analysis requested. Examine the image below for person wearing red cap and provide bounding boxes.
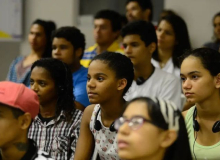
[0,81,53,160]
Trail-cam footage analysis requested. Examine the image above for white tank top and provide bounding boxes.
[90,104,120,160]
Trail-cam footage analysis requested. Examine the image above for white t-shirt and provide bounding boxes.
[124,68,182,110]
[151,58,180,78]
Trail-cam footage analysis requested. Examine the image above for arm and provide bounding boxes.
[74,105,95,160]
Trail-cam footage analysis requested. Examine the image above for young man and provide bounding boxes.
[125,0,153,22]
[0,81,53,160]
[81,9,124,68]
[52,26,90,110]
[121,21,182,109]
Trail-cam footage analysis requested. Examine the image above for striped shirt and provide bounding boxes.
[28,109,83,160]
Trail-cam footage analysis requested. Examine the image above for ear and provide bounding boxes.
[143,9,151,22]
[215,73,220,88]
[117,78,127,91]
[75,48,83,59]
[160,130,177,148]
[18,113,32,130]
[148,42,156,55]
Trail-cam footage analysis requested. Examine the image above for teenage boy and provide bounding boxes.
[121,21,182,109]
[81,9,124,68]
[0,81,53,160]
[52,26,90,110]
[125,0,153,22]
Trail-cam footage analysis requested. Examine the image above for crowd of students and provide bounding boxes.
[1,0,220,160]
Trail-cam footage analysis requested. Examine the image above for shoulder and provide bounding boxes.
[85,44,97,52]
[154,68,179,82]
[182,106,195,120]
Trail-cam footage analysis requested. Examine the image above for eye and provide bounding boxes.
[180,77,186,82]
[30,79,34,85]
[39,81,46,87]
[97,77,104,82]
[123,44,127,49]
[87,76,91,81]
[192,75,198,80]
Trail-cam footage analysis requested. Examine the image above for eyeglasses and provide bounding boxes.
[114,116,157,131]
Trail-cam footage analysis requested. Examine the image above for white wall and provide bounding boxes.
[0,0,79,81]
[165,0,220,48]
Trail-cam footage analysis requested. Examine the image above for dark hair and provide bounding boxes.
[0,102,25,119]
[154,15,191,68]
[121,20,158,56]
[90,52,134,95]
[179,48,220,76]
[94,10,122,32]
[52,26,86,59]
[32,19,56,58]
[213,12,220,42]
[124,97,192,160]
[31,58,75,121]
[159,9,177,21]
[126,0,153,21]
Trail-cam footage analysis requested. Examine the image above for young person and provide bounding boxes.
[203,12,220,51]
[125,0,153,22]
[115,97,192,160]
[52,26,90,110]
[0,81,53,160]
[81,10,124,68]
[28,58,82,160]
[121,20,182,109]
[75,52,134,160]
[181,48,220,159]
[7,19,56,86]
[152,14,191,78]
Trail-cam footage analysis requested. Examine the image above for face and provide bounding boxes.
[87,60,120,104]
[117,101,165,160]
[0,104,21,149]
[123,34,153,66]
[156,20,176,50]
[94,19,118,45]
[30,67,57,106]
[214,16,220,40]
[28,24,47,51]
[180,56,217,104]
[52,38,76,66]
[126,2,147,22]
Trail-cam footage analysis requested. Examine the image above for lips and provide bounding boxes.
[118,139,129,149]
[185,92,194,97]
[87,92,98,98]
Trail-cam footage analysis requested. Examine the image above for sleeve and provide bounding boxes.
[70,110,83,159]
[159,75,182,110]
[6,57,18,81]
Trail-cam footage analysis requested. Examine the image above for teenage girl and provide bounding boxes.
[115,97,192,160]
[74,51,134,160]
[28,58,82,160]
[181,48,220,159]
[7,19,56,86]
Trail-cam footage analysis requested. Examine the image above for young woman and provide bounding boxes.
[115,97,192,160]
[7,19,56,86]
[152,14,191,78]
[203,12,220,51]
[74,52,134,160]
[28,58,82,160]
[181,48,220,160]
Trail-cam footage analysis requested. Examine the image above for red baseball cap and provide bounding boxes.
[0,81,39,119]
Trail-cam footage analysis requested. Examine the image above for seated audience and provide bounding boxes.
[75,52,134,160]
[0,81,53,160]
[203,12,220,51]
[121,20,182,109]
[81,9,124,68]
[115,97,192,160]
[7,19,56,86]
[28,58,82,160]
[181,48,220,159]
[52,26,90,110]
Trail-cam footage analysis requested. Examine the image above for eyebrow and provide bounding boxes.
[180,71,201,76]
[88,73,108,77]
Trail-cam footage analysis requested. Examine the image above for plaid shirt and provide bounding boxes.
[28,109,82,160]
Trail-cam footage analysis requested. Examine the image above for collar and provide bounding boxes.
[89,40,122,53]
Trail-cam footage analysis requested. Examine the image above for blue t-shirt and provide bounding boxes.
[72,66,90,107]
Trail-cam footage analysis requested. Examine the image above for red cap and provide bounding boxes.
[0,81,39,119]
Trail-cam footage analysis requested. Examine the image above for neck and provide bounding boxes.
[1,137,29,160]
[40,101,57,118]
[70,61,81,73]
[96,41,113,54]
[131,149,165,160]
[134,62,154,80]
[30,49,44,58]
[158,48,173,67]
[100,97,125,121]
[196,92,220,120]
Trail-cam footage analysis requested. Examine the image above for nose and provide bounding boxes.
[87,78,95,89]
[124,45,132,55]
[182,79,192,90]
[31,83,39,93]
[118,121,130,135]
[157,30,164,39]
[53,48,61,56]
